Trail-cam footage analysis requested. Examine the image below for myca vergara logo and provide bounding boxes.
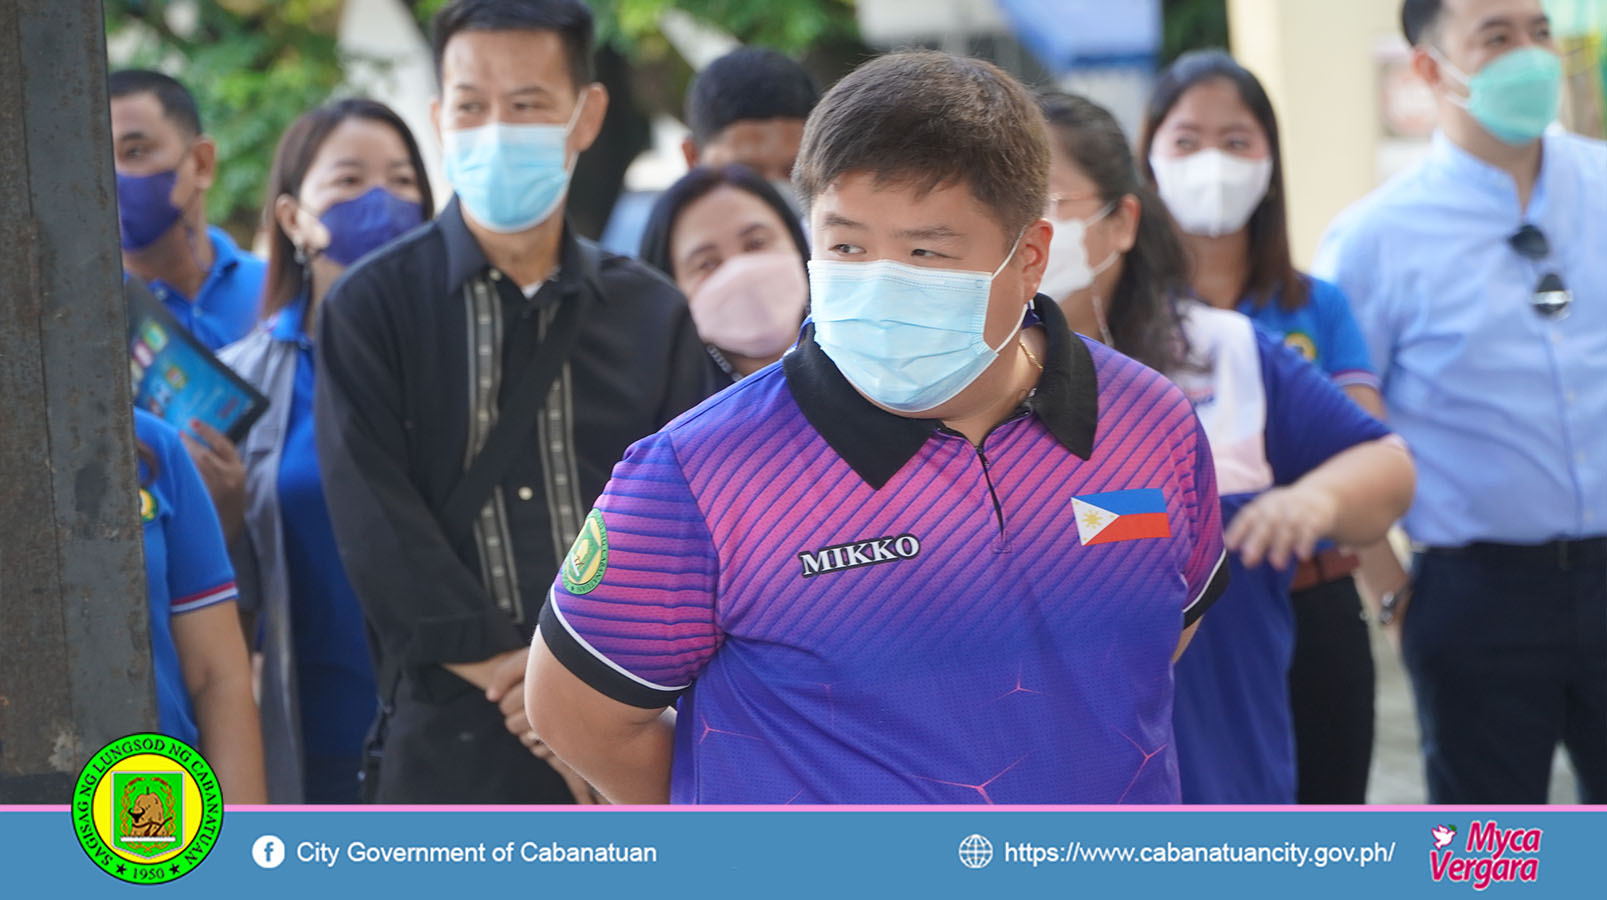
[72,733,223,885]
[1429,820,1540,891]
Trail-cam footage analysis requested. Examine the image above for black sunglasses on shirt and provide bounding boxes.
[1508,224,1572,320]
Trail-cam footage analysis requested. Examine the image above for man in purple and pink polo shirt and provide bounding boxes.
[525,50,1228,804]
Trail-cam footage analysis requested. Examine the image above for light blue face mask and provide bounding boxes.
[442,96,586,233]
[808,239,1026,414]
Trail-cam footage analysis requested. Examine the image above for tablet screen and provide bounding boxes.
[125,279,268,444]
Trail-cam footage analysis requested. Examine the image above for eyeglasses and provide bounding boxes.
[1507,224,1572,320]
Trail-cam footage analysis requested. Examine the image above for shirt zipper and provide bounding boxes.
[939,407,1030,553]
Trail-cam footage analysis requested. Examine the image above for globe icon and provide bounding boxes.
[958,834,993,869]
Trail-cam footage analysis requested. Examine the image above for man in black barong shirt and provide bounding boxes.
[314,0,713,803]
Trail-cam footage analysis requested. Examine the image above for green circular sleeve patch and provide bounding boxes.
[562,508,609,594]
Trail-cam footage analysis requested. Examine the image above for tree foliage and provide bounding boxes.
[107,0,351,239]
[1161,0,1229,65]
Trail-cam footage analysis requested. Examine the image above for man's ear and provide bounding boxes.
[681,135,699,170]
[1410,45,1448,92]
[190,135,218,192]
[570,83,609,154]
[1018,217,1054,300]
[429,96,442,144]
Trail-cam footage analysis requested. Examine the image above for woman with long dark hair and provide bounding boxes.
[638,164,810,385]
[220,98,431,803]
[1140,51,1405,804]
[1039,90,1414,804]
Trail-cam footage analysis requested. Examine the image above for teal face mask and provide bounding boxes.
[1435,46,1562,145]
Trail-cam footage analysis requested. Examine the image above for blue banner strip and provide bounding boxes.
[6,807,1603,898]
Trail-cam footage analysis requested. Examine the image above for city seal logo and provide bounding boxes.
[72,733,222,884]
[562,508,609,595]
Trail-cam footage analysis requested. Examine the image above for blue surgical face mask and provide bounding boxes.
[116,168,184,251]
[442,95,586,233]
[808,237,1026,414]
[311,186,424,266]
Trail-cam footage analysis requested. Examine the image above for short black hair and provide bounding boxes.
[1401,0,1444,46]
[107,69,201,136]
[795,51,1049,243]
[638,164,810,283]
[431,0,595,92]
[685,48,820,148]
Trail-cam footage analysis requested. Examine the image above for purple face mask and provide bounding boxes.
[314,187,424,266]
[116,169,183,251]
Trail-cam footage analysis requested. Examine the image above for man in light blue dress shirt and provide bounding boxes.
[1316,0,1605,804]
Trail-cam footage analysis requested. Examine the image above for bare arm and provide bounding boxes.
[525,633,675,805]
[1341,384,1385,419]
[1228,437,1415,570]
[171,601,267,804]
[1173,620,1202,661]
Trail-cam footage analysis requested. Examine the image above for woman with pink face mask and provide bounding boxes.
[640,165,810,384]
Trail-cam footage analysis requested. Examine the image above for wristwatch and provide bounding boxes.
[1378,583,1413,626]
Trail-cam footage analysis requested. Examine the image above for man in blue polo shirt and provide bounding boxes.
[111,70,264,352]
[112,70,262,532]
[525,51,1228,804]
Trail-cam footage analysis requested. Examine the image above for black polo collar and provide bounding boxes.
[438,196,603,300]
[783,294,1098,489]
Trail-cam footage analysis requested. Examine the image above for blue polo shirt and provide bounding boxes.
[135,408,239,748]
[542,296,1228,804]
[270,295,377,777]
[1237,274,1378,392]
[1167,303,1393,803]
[147,226,266,351]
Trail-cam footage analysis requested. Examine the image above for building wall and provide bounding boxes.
[1227,0,1405,269]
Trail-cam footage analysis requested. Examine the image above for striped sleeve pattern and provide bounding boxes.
[540,432,721,709]
[171,582,240,615]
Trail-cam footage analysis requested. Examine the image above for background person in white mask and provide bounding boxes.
[1039,89,1414,805]
[1139,51,1399,806]
[313,0,713,804]
[638,165,811,384]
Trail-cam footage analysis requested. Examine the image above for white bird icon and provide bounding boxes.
[1432,825,1456,849]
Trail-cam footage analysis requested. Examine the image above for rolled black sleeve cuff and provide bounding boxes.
[1183,549,1230,628]
[538,597,685,710]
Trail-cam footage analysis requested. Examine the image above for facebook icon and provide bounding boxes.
[252,834,285,869]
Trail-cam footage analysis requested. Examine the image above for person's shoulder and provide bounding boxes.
[217,325,275,371]
[133,406,180,449]
[324,221,444,315]
[1547,129,1607,166]
[1297,273,1352,313]
[1178,300,1258,349]
[1086,333,1197,417]
[132,408,191,489]
[656,362,798,452]
[589,239,686,307]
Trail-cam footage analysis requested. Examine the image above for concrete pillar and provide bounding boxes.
[0,0,156,802]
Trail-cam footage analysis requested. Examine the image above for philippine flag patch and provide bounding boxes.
[1072,489,1172,546]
